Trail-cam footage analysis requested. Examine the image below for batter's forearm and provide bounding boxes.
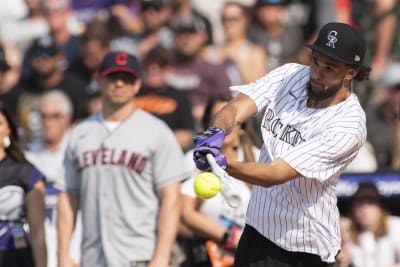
[57,192,79,261]
[212,93,257,135]
[226,158,299,187]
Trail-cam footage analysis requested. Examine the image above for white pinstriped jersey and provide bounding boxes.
[231,63,367,263]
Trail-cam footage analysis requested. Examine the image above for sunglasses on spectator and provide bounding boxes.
[40,112,64,120]
[105,72,138,84]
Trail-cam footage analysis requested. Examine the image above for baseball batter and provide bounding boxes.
[193,22,370,266]
[56,51,190,267]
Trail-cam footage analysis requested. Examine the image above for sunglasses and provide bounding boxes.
[105,72,138,84]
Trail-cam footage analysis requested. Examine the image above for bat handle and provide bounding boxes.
[206,154,242,208]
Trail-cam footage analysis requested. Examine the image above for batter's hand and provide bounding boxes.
[193,126,227,170]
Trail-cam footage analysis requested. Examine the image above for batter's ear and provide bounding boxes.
[345,68,358,80]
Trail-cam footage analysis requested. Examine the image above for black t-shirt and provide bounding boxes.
[0,156,45,250]
[136,85,195,131]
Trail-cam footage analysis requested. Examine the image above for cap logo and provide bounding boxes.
[326,30,338,48]
[115,52,128,66]
[354,55,360,62]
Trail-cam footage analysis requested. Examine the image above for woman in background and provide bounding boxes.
[0,100,47,267]
[346,182,400,267]
[202,1,268,85]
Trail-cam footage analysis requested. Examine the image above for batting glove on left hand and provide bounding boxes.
[193,126,227,171]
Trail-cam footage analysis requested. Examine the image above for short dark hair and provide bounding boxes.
[81,21,111,48]
[142,46,171,68]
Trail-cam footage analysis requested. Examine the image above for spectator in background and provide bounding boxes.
[42,0,83,68]
[350,0,398,80]
[110,0,144,36]
[20,0,83,80]
[180,93,258,267]
[4,36,88,147]
[57,51,190,267]
[202,1,268,84]
[170,0,214,45]
[167,14,231,129]
[0,45,22,99]
[366,62,400,172]
[190,0,256,45]
[346,182,400,267]
[132,0,175,58]
[248,0,305,71]
[24,90,82,267]
[135,46,195,151]
[0,100,47,267]
[69,20,111,85]
[71,0,142,30]
[0,0,49,54]
[69,20,112,115]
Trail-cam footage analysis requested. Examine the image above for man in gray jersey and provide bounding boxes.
[193,22,371,266]
[56,51,190,267]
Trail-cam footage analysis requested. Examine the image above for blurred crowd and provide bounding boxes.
[0,0,399,266]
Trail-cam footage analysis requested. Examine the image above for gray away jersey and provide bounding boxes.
[231,63,367,263]
[57,109,190,267]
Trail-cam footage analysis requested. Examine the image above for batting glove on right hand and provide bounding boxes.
[193,126,227,171]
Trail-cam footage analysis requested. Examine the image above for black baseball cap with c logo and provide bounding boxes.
[305,22,366,66]
[99,51,142,78]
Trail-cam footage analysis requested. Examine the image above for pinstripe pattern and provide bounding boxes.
[231,63,366,263]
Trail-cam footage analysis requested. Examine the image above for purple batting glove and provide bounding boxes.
[193,126,227,170]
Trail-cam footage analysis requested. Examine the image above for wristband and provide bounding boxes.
[221,225,239,250]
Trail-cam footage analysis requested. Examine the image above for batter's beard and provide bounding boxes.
[307,79,343,101]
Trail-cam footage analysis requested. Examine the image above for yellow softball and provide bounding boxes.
[194,172,221,199]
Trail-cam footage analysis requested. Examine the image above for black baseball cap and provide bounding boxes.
[0,46,10,72]
[99,51,141,78]
[30,36,58,58]
[305,22,366,66]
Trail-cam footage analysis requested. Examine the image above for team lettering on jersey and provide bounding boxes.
[262,108,305,146]
[75,147,148,173]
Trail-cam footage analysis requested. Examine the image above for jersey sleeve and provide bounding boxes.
[280,131,363,182]
[230,63,304,112]
[152,123,191,189]
[56,133,80,193]
[23,163,45,193]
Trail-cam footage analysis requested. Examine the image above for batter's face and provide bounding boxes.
[100,72,141,107]
[308,52,355,101]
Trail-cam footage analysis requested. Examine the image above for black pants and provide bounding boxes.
[234,225,334,267]
[0,247,35,267]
